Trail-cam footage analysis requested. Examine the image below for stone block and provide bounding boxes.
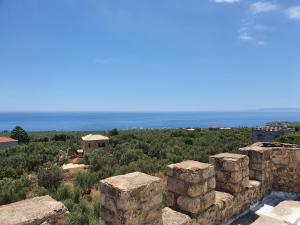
[177,191,215,215]
[210,153,249,170]
[210,153,249,194]
[167,160,214,183]
[162,207,192,225]
[167,177,208,198]
[100,172,163,225]
[0,195,70,225]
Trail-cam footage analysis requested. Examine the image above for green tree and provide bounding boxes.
[37,164,63,191]
[10,126,30,144]
[109,128,119,136]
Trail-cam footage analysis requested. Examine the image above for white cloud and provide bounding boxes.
[286,6,300,21]
[213,0,240,3]
[93,58,112,64]
[250,2,279,14]
[239,32,253,41]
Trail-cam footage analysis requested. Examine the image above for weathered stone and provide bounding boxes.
[167,161,214,183]
[100,172,163,225]
[0,195,69,225]
[240,142,300,193]
[162,207,192,225]
[210,153,249,172]
[167,177,208,198]
[177,191,215,215]
[210,153,249,194]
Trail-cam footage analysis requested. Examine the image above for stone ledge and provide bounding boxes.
[0,195,69,225]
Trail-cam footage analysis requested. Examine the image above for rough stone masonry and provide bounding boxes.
[98,142,300,225]
[0,195,69,225]
[0,142,299,225]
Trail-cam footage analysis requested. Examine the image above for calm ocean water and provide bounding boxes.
[0,112,300,132]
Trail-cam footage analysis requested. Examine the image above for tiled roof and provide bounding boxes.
[0,137,18,143]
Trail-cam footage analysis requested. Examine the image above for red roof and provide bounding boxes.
[0,137,18,143]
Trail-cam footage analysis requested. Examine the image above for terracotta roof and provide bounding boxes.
[0,137,18,143]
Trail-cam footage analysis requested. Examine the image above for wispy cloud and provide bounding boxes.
[239,31,253,41]
[238,26,266,46]
[286,6,300,21]
[93,57,112,64]
[213,0,240,3]
[250,2,279,14]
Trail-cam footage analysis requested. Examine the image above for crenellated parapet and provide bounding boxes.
[99,142,300,225]
[240,142,300,193]
[1,142,299,225]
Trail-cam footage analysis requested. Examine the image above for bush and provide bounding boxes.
[75,172,97,194]
[56,184,74,201]
[0,167,18,179]
[53,134,67,142]
[37,164,63,191]
[0,176,35,204]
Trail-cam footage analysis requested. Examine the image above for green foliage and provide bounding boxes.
[0,176,36,204]
[69,198,99,225]
[53,134,68,142]
[37,186,49,196]
[37,164,63,191]
[109,128,119,136]
[56,184,74,201]
[0,167,18,179]
[0,128,253,225]
[75,172,97,194]
[276,132,300,145]
[10,126,30,144]
[0,142,67,173]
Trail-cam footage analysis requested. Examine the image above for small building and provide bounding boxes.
[208,125,220,131]
[0,137,18,149]
[252,126,295,143]
[81,134,109,154]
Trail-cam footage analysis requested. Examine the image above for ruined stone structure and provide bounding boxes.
[0,142,299,225]
[100,142,300,225]
[252,126,295,143]
[0,195,70,225]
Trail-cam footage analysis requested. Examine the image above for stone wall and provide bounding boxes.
[99,142,300,225]
[0,195,69,225]
[240,142,300,194]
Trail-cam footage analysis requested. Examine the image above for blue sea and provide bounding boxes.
[0,112,300,132]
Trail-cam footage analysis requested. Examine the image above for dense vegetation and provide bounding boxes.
[3,126,299,224]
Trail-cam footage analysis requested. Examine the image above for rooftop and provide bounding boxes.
[0,137,17,143]
[81,134,109,141]
[240,142,300,152]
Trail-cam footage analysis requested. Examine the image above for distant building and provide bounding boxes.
[186,128,195,131]
[208,125,220,131]
[0,137,18,149]
[81,134,109,154]
[252,126,295,143]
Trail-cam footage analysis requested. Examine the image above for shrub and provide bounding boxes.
[56,184,74,201]
[37,164,63,191]
[0,176,35,204]
[0,167,18,179]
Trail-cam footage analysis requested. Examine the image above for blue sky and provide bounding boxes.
[0,0,300,112]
